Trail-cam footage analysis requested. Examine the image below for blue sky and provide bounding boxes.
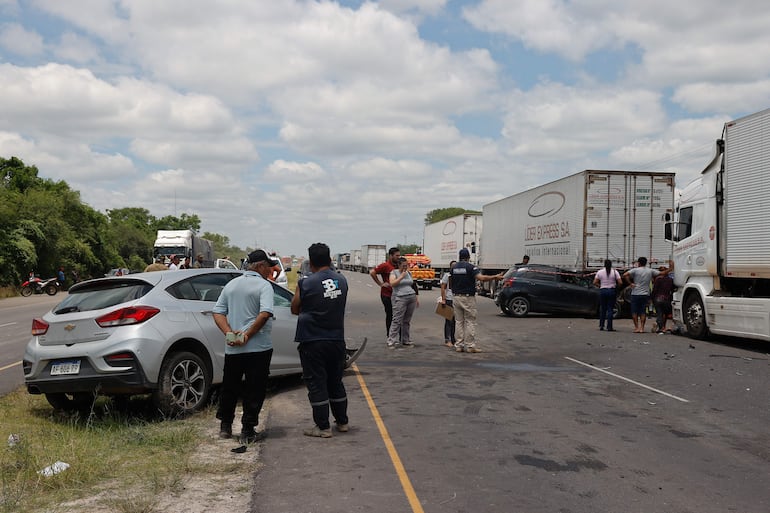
[1,0,769,257]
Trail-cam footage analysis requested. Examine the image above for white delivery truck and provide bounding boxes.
[153,230,215,267]
[422,213,483,272]
[666,107,770,341]
[360,244,386,273]
[351,249,362,272]
[480,170,675,281]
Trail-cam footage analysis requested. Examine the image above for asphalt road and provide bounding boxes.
[0,293,62,396]
[2,275,769,512]
[253,270,770,513]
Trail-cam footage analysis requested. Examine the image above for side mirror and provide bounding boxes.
[664,223,672,241]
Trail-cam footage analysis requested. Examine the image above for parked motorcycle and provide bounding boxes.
[20,277,60,297]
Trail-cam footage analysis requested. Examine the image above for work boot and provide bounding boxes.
[303,426,332,438]
[218,422,232,439]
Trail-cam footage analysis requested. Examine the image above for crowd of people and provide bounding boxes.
[179,244,677,448]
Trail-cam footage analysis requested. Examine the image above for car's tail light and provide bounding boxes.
[105,352,137,367]
[96,306,160,327]
[503,277,516,288]
[31,318,49,336]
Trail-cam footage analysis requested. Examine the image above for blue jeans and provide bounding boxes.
[599,288,617,330]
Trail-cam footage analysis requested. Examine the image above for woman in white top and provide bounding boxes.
[387,257,419,348]
[593,259,622,331]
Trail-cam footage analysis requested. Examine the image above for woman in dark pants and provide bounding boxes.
[593,259,622,331]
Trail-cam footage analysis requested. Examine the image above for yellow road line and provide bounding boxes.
[352,363,425,513]
[0,361,21,372]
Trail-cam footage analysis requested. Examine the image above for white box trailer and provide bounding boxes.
[360,244,386,273]
[351,249,362,272]
[480,170,675,274]
[422,213,483,271]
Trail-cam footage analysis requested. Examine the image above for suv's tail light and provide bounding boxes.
[503,277,516,288]
[96,306,160,327]
[31,318,49,336]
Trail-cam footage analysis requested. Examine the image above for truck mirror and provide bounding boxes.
[664,212,671,222]
[664,223,672,242]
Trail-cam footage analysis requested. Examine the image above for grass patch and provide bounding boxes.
[0,287,18,299]
[0,389,205,513]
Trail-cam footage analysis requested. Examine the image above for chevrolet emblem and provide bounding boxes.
[64,324,76,332]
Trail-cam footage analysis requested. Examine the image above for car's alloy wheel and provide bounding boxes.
[508,296,530,317]
[45,392,94,412]
[153,351,211,417]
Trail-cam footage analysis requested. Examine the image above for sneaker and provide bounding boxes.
[455,346,465,353]
[466,347,482,353]
[218,422,232,439]
[444,341,454,347]
[402,342,414,347]
[239,429,266,444]
[387,343,395,350]
[335,423,349,433]
[304,426,332,438]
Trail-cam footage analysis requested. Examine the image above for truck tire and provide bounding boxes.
[683,292,709,339]
[508,296,530,317]
[152,351,211,417]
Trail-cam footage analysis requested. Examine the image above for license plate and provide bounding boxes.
[50,360,81,376]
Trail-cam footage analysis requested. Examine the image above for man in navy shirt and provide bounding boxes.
[291,242,349,438]
[450,248,503,353]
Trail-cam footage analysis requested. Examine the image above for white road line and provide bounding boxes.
[564,356,690,403]
[0,322,17,328]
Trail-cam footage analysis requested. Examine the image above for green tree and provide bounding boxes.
[397,244,421,255]
[424,207,481,225]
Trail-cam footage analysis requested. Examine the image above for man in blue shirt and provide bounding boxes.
[291,242,349,438]
[213,249,278,443]
[450,248,503,353]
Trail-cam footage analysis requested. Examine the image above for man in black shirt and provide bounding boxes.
[291,242,350,438]
[451,248,503,353]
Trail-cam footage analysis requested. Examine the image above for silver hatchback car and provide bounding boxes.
[23,269,365,415]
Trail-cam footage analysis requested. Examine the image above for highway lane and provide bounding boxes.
[254,270,770,513]
[0,294,63,396]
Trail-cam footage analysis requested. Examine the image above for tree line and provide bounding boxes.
[0,156,246,287]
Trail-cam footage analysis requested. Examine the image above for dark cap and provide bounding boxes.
[459,248,470,259]
[247,249,279,266]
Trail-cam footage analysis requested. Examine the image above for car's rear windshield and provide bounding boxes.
[53,280,154,314]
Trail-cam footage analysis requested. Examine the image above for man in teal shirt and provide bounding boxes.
[213,249,277,443]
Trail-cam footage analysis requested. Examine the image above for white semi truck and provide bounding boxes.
[153,230,214,267]
[666,107,770,341]
[422,213,483,272]
[480,170,675,280]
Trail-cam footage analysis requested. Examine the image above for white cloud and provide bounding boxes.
[672,80,770,115]
[377,0,447,15]
[0,22,44,56]
[264,160,326,183]
[501,82,665,159]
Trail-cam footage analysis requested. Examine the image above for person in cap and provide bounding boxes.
[291,242,350,438]
[212,249,278,443]
[144,255,168,272]
[450,248,503,353]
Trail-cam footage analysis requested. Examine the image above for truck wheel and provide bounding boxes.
[153,351,211,417]
[683,293,709,339]
[20,285,33,297]
[46,392,94,412]
[508,296,530,317]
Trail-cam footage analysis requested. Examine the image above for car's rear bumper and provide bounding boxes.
[25,358,152,396]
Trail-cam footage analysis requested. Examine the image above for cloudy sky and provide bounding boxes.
[1,0,769,258]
